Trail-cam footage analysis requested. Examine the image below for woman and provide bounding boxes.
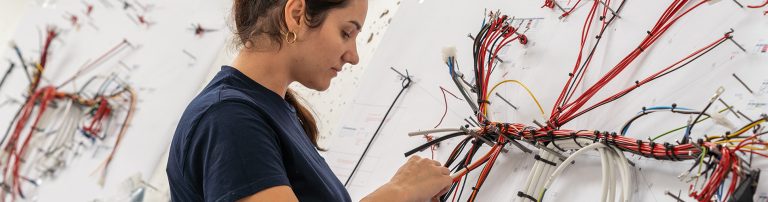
[166,0,451,201]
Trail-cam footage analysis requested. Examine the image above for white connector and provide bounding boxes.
[442,46,457,63]
[710,112,737,131]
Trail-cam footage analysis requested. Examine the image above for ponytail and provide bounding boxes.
[285,89,324,151]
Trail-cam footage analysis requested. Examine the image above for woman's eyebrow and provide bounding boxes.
[347,20,362,31]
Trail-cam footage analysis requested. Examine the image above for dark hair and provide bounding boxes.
[233,0,348,50]
[233,0,347,149]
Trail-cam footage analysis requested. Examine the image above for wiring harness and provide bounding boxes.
[0,27,137,202]
[406,1,764,201]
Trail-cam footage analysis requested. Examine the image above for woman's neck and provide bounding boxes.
[231,49,293,98]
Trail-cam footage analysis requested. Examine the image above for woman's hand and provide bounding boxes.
[362,156,452,202]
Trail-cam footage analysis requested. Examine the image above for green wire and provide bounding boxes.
[650,108,730,141]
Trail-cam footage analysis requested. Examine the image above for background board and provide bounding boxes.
[324,0,768,201]
[0,0,230,201]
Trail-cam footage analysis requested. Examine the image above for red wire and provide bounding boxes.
[747,0,768,8]
[554,0,709,126]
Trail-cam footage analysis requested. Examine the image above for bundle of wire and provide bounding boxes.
[403,1,765,201]
[406,119,765,201]
[0,27,137,202]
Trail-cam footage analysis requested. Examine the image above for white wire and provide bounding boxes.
[542,143,606,200]
[407,128,463,136]
[599,147,609,202]
[518,137,636,202]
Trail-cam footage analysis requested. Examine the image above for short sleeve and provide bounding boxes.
[193,101,290,202]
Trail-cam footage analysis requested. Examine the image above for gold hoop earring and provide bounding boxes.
[285,31,297,44]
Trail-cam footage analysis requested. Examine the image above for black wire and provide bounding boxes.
[344,74,412,187]
[404,132,468,157]
[0,62,15,91]
[683,99,716,142]
[485,29,506,78]
[441,137,472,202]
[12,44,33,84]
[446,136,473,169]
[473,25,491,102]
[456,141,483,201]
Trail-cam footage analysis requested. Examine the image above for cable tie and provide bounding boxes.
[571,132,583,148]
[593,130,600,143]
[548,131,565,152]
[534,154,557,166]
[517,191,538,202]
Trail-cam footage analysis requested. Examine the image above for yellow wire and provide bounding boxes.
[485,80,546,119]
[707,119,765,141]
[729,145,767,151]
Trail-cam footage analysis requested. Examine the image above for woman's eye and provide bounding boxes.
[342,31,351,39]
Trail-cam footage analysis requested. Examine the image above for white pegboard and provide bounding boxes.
[324,0,768,201]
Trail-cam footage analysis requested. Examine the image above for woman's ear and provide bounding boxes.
[284,0,306,32]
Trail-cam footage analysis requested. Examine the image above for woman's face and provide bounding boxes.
[289,0,368,91]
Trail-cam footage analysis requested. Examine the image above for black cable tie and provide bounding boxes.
[649,141,657,160]
[530,129,538,144]
[671,103,677,111]
[571,132,583,148]
[548,131,565,152]
[478,99,491,104]
[502,123,509,135]
[646,30,652,35]
[610,132,619,148]
[634,80,640,86]
[626,159,636,167]
[517,191,538,202]
[602,131,610,146]
[596,34,602,39]
[663,142,673,161]
[593,130,600,143]
[668,143,680,161]
[534,154,557,166]
[636,139,643,156]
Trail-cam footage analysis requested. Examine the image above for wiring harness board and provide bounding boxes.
[325,0,768,201]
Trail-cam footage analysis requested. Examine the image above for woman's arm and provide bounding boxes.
[239,156,451,202]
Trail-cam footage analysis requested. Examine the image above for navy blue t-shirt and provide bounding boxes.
[167,66,351,202]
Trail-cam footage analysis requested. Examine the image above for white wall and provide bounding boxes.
[0,0,31,58]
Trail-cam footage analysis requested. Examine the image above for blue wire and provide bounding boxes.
[636,106,692,114]
[717,179,724,201]
[448,56,455,77]
[622,106,694,135]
